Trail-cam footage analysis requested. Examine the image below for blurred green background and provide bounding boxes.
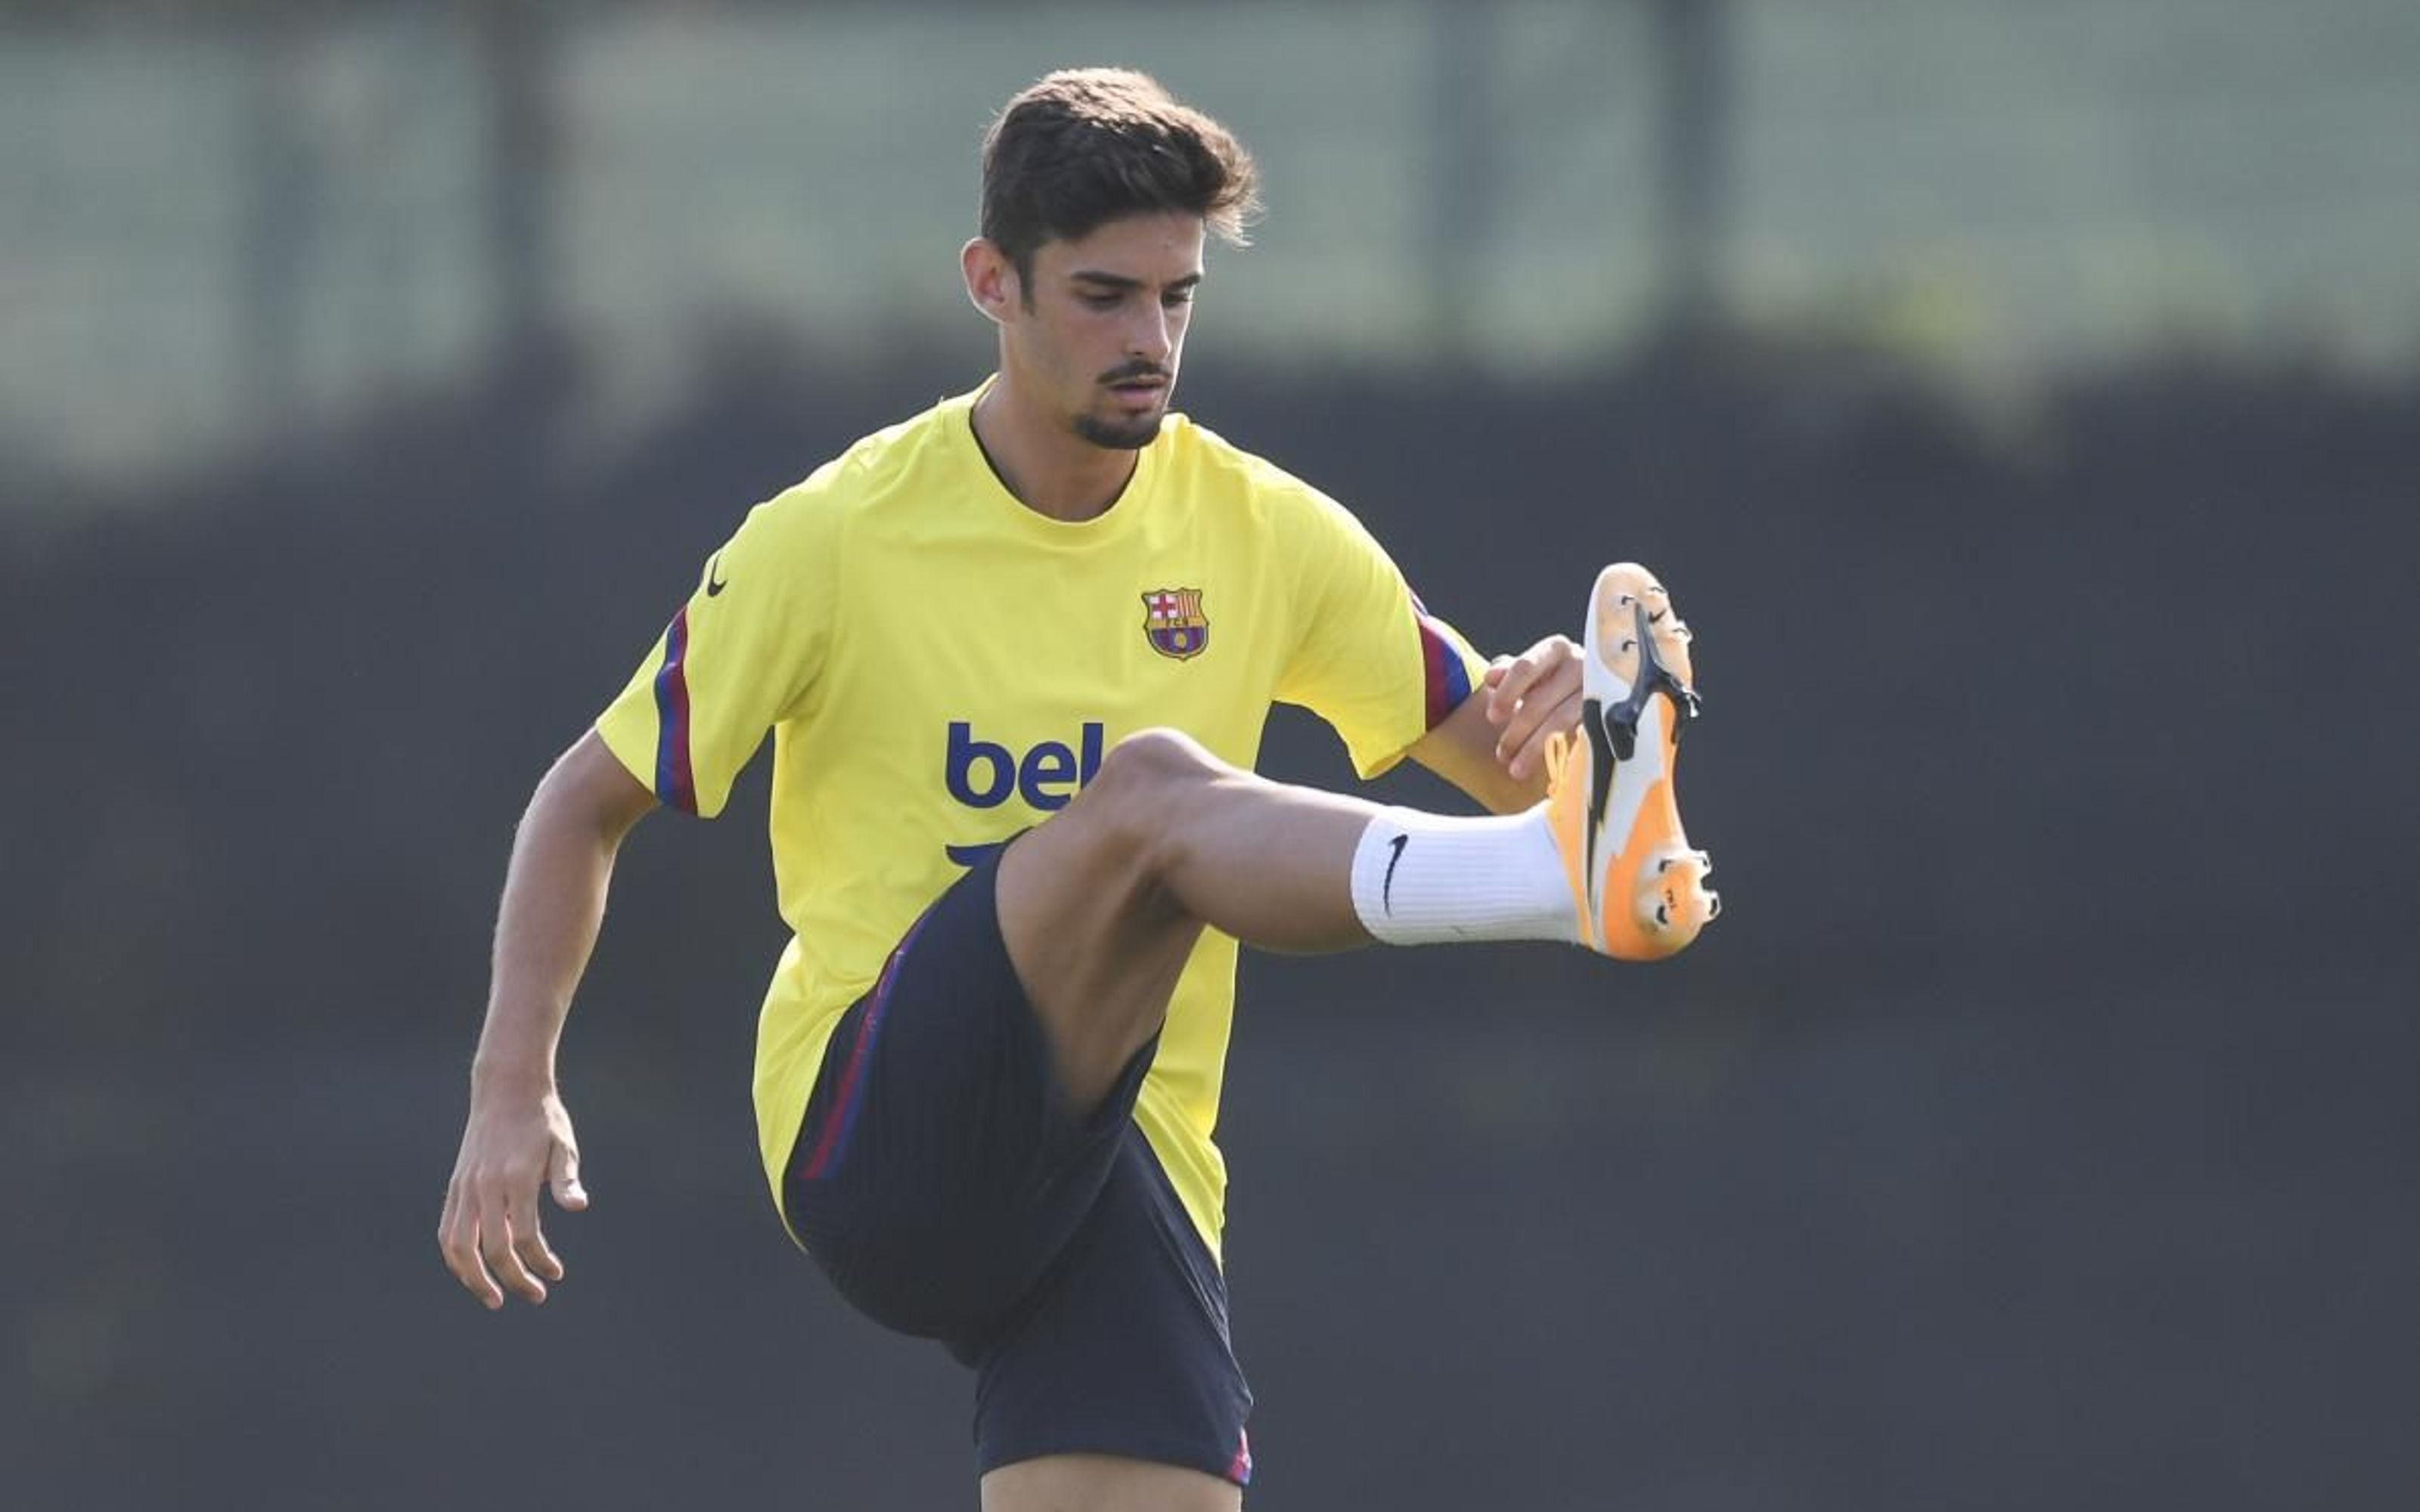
[5,4,2415,1509]
[11,0,2417,485]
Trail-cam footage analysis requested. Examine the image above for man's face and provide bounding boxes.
[1001,212,1206,451]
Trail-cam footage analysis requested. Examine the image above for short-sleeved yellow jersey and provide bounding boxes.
[595,386,1485,1256]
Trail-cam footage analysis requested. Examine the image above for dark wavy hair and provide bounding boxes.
[980,67,1262,301]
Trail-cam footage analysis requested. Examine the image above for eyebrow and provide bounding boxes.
[1068,269,1204,293]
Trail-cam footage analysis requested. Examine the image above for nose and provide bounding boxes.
[1128,302,1174,367]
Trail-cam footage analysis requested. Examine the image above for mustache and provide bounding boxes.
[1100,361,1171,386]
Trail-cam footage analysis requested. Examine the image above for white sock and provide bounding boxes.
[1348,806,1583,947]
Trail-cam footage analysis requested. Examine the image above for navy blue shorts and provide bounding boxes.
[780,844,1254,1487]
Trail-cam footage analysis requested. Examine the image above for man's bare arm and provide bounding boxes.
[438,729,656,1309]
[1406,634,1583,814]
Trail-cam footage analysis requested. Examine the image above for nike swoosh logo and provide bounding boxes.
[1381,832,1409,915]
[706,554,729,596]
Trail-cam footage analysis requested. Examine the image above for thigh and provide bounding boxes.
[981,1455,1242,1512]
[781,847,1153,1350]
[992,733,1220,1112]
[972,1127,1255,1495]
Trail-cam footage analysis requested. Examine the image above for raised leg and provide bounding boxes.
[992,562,1719,1114]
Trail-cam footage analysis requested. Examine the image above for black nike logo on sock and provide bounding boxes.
[1382,832,1410,915]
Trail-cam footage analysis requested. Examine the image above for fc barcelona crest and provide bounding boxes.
[1142,587,1210,661]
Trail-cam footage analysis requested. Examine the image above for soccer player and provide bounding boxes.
[439,67,1716,1511]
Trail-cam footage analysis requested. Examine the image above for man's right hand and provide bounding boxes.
[439,1086,589,1309]
[439,733,650,1308]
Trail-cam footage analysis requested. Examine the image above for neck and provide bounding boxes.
[970,373,1141,522]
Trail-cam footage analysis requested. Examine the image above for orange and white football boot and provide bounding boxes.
[1544,562,1717,959]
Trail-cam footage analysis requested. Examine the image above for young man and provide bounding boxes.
[439,67,1717,1511]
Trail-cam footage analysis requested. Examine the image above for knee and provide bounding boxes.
[1074,730,1229,895]
[1087,727,1221,807]
[1077,729,1224,860]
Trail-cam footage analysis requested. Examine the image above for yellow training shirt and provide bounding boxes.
[594,386,1486,1256]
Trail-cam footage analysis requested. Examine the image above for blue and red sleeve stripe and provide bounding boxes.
[1415,603,1474,730]
[650,608,698,812]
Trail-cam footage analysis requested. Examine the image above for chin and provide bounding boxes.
[1073,409,1165,451]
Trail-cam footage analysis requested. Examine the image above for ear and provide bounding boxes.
[962,237,1019,326]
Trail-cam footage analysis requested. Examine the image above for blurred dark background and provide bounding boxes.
[5,3,2417,1508]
